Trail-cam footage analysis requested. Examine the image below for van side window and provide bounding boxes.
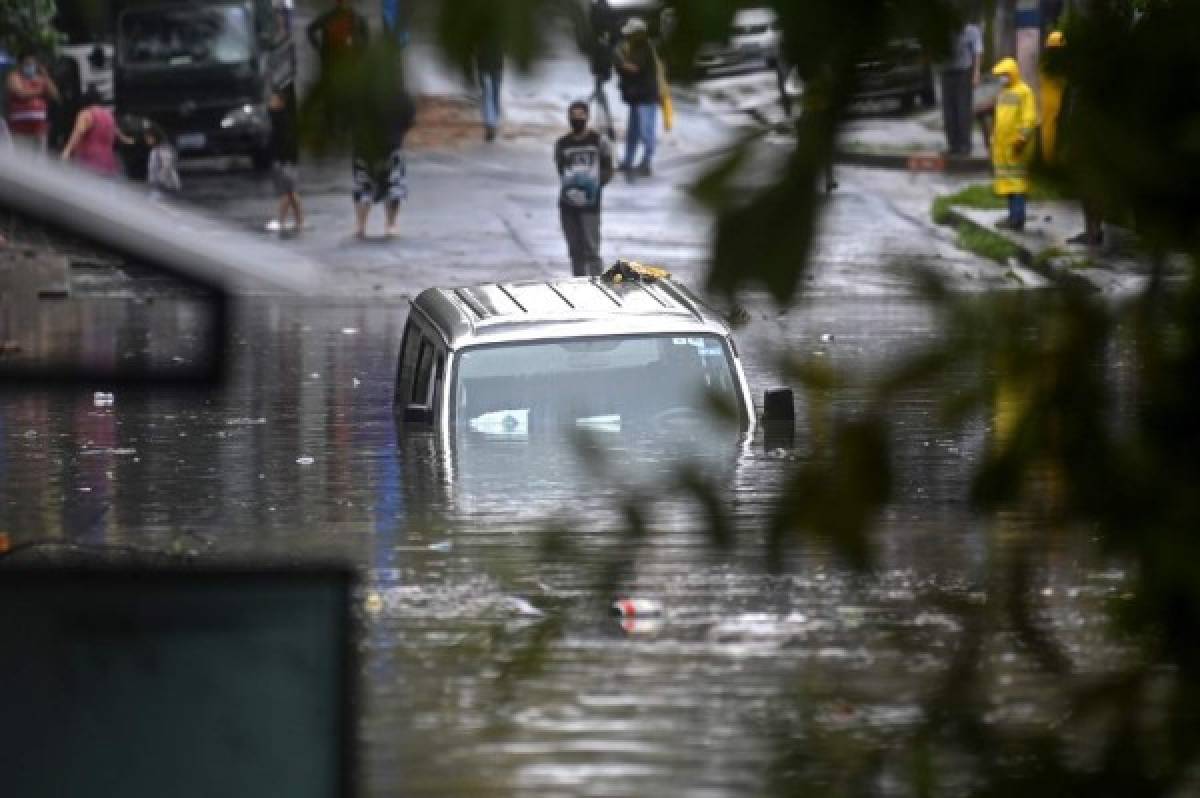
[396,324,421,403]
[411,339,434,406]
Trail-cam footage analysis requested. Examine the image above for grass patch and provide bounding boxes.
[937,181,1067,214]
[956,223,1022,263]
[932,182,1066,263]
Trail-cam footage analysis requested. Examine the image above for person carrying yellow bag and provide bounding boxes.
[991,57,1038,231]
[657,54,673,134]
[615,17,666,180]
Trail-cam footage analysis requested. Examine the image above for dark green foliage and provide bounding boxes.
[0,0,60,54]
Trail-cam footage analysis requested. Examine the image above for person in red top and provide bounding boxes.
[5,51,59,152]
[307,0,369,69]
[60,89,134,177]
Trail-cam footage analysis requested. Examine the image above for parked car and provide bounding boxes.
[394,274,778,445]
[786,38,936,112]
[693,41,768,79]
[728,7,782,68]
[605,0,671,36]
[852,38,936,110]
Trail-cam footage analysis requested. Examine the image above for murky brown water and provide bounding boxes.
[0,296,1123,796]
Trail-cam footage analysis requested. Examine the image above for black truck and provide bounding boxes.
[114,0,295,170]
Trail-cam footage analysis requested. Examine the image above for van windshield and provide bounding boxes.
[119,5,252,68]
[453,334,741,437]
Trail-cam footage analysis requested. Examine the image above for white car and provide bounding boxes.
[729,8,783,68]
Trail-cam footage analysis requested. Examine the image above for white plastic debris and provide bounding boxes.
[296,456,316,465]
[820,333,834,342]
[427,540,453,553]
[611,598,664,618]
[501,596,544,617]
[341,328,359,335]
[93,392,114,407]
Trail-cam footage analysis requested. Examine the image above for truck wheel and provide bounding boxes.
[919,82,937,108]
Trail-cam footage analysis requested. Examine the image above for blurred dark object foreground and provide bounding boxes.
[0,566,358,798]
[0,149,317,388]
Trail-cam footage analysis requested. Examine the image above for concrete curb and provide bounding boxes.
[835,150,992,174]
[939,207,1096,291]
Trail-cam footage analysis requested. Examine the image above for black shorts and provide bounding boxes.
[272,161,298,195]
[352,150,407,205]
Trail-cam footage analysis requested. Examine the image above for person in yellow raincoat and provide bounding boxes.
[1039,31,1066,164]
[991,57,1039,231]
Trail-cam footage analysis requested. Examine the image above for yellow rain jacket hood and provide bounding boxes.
[991,58,1039,195]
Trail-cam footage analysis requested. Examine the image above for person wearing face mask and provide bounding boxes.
[5,51,59,153]
[555,101,614,276]
[990,57,1038,232]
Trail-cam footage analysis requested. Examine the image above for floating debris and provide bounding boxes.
[225,417,267,426]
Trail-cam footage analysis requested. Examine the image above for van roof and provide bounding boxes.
[410,277,734,349]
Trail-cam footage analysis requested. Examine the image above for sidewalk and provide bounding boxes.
[937,197,1154,294]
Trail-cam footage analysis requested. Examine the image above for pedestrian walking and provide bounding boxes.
[555,101,613,276]
[4,50,59,153]
[474,36,503,142]
[143,122,181,199]
[59,88,132,177]
[307,0,369,70]
[351,75,415,239]
[268,84,304,235]
[588,0,618,141]
[990,58,1038,232]
[615,17,664,179]
[939,15,983,156]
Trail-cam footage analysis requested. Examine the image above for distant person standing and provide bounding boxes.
[555,101,613,276]
[268,84,304,234]
[474,36,503,142]
[990,58,1038,232]
[144,122,182,199]
[307,0,369,69]
[588,0,618,140]
[939,16,983,156]
[60,89,132,177]
[350,66,415,239]
[5,51,59,153]
[615,17,662,179]
[0,47,12,146]
[1038,30,1066,165]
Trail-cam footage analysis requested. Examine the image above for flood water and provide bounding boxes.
[0,296,1125,797]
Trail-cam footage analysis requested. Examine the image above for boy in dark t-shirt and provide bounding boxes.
[555,101,613,276]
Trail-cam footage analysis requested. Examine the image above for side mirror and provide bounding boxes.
[762,388,795,449]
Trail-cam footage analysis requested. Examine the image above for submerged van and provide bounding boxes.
[395,276,762,444]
